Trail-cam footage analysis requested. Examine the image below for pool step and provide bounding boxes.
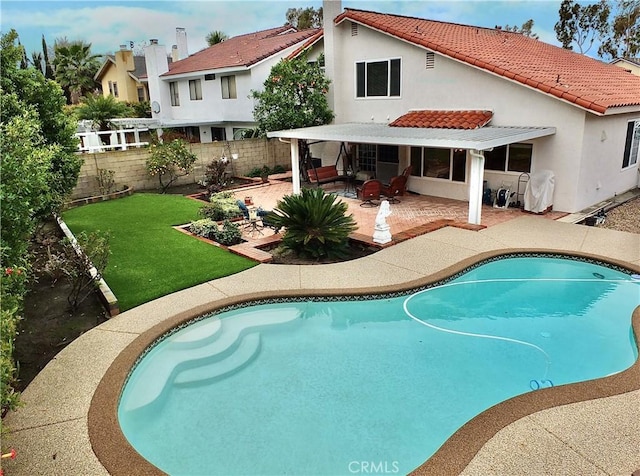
[174,333,261,386]
[167,317,222,349]
[121,307,302,413]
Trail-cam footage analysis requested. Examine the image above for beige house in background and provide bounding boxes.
[611,57,640,76]
[94,47,150,103]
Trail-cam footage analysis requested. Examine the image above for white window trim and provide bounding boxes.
[169,81,180,107]
[484,143,533,174]
[622,119,640,169]
[411,147,467,183]
[189,79,202,101]
[354,57,402,99]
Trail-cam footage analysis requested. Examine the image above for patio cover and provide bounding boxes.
[267,123,556,225]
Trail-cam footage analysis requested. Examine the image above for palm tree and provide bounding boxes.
[205,30,228,46]
[53,40,100,104]
[76,94,133,144]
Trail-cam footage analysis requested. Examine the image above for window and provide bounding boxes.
[356,58,401,98]
[170,81,180,106]
[211,127,226,141]
[137,87,145,102]
[112,82,118,98]
[221,76,237,99]
[108,81,114,95]
[410,147,467,182]
[622,120,640,169]
[484,143,532,173]
[356,144,377,172]
[189,79,202,100]
[204,73,216,81]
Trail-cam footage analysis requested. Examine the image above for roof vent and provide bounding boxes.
[425,52,435,69]
[351,22,358,36]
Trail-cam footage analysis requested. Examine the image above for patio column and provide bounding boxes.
[290,138,301,195]
[468,149,485,225]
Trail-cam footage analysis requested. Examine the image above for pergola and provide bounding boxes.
[267,123,556,225]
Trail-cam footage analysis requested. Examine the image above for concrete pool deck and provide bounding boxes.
[3,215,639,475]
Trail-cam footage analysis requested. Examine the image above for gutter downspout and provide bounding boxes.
[468,149,485,225]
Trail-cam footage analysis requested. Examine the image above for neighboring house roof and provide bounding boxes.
[390,110,493,129]
[94,54,151,82]
[162,26,320,77]
[611,57,640,66]
[287,29,324,59]
[335,8,640,115]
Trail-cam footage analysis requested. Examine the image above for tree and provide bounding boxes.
[205,30,228,46]
[252,53,333,134]
[146,139,198,193]
[0,29,80,414]
[252,52,333,177]
[53,40,101,104]
[76,93,133,132]
[599,0,640,58]
[42,34,55,79]
[498,19,540,39]
[285,7,323,29]
[555,0,611,54]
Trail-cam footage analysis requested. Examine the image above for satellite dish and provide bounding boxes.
[151,101,161,114]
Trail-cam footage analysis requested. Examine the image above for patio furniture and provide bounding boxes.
[381,174,408,203]
[401,165,413,177]
[307,165,345,186]
[237,200,280,234]
[356,179,383,207]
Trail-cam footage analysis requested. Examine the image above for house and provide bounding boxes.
[268,1,640,223]
[611,57,640,76]
[144,26,322,143]
[94,46,151,103]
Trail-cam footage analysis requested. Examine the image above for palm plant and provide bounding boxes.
[76,93,132,131]
[53,41,100,104]
[268,188,357,260]
[206,30,228,46]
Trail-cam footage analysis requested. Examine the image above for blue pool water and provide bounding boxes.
[119,257,639,475]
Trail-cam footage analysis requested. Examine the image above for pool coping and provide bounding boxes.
[87,248,640,476]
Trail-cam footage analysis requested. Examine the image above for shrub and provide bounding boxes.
[95,168,116,195]
[198,191,242,221]
[189,219,219,240]
[268,187,356,260]
[202,158,229,194]
[61,230,111,311]
[146,139,197,193]
[189,219,242,246]
[0,266,27,415]
[215,220,243,246]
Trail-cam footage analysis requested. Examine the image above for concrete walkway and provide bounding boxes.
[3,216,639,475]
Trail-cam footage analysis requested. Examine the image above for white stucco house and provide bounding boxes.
[144,26,322,143]
[268,2,640,223]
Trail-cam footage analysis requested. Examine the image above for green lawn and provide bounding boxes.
[62,194,256,311]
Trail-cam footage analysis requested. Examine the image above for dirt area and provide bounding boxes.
[13,191,639,391]
[15,221,108,391]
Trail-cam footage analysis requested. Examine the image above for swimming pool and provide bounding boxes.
[117,255,639,475]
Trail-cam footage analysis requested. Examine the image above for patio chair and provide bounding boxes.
[401,165,413,177]
[237,200,281,233]
[381,174,408,203]
[356,179,383,207]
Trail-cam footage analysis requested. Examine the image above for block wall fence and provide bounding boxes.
[71,138,292,199]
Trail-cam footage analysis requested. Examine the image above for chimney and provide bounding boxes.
[150,39,159,45]
[144,40,169,120]
[119,44,128,50]
[171,45,179,62]
[176,27,188,60]
[322,0,341,115]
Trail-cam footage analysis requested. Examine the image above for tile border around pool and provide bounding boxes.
[88,248,640,476]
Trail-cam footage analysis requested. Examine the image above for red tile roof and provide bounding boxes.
[390,110,493,129]
[335,9,640,114]
[162,26,320,77]
[287,29,324,60]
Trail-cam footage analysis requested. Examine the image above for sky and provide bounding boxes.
[2,0,566,58]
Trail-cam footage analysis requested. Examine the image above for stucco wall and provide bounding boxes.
[577,113,640,210]
[330,21,635,213]
[70,138,292,199]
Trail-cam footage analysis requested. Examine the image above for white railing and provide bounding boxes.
[76,128,149,153]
